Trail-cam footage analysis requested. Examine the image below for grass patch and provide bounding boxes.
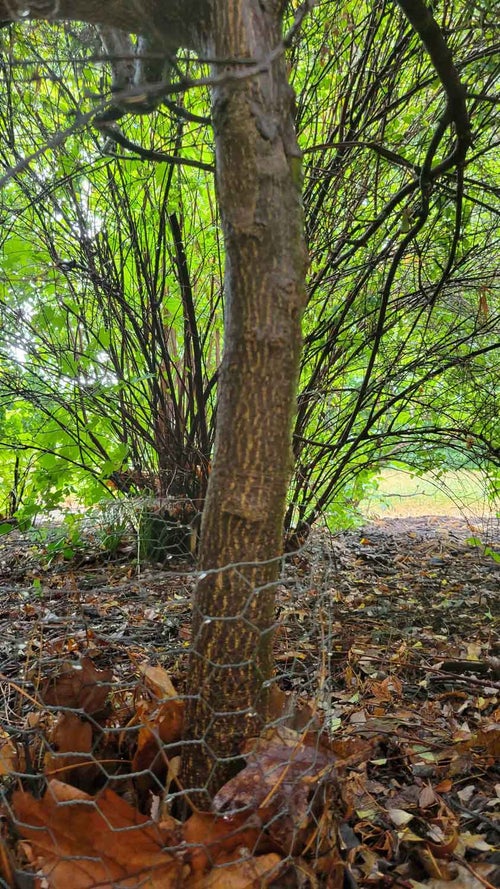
[360,469,498,519]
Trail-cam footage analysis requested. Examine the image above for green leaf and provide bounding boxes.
[37,453,58,470]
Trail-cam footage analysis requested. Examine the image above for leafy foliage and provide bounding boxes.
[0,1,498,532]
[288,0,499,531]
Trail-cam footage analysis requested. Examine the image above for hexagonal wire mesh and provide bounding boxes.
[0,501,346,887]
[1,505,499,887]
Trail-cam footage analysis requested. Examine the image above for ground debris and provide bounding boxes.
[0,515,498,887]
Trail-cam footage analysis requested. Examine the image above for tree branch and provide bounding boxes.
[96,120,214,172]
[396,0,471,162]
[0,0,207,51]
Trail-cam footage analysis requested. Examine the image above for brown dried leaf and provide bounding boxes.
[139,663,178,699]
[213,727,339,856]
[13,779,183,888]
[183,811,265,876]
[0,834,15,887]
[0,737,18,775]
[418,785,438,809]
[366,676,403,701]
[13,780,278,888]
[44,712,95,789]
[132,698,184,773]
[39,657,112,717]
[475,726,500,757]
[193,852,282,888]
[387,808,414,827]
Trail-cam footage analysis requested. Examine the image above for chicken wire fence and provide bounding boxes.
[1,501,498,887]
[0,499,347,888]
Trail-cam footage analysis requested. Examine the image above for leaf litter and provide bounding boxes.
[0,515,498,887]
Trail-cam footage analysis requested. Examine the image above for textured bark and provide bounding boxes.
[183,1,307,799]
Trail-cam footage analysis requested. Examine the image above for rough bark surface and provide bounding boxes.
[183,0,307,798]
[0,0,205,50]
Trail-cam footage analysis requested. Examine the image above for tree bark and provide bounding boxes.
[183,0,307,799]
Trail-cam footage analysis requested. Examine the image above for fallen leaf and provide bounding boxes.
[13,779,183,888]
[213,727,339,855]
[139,663,178,699]
[39,657,112,717]
[457,832,493,853]
[366,676,403,701]
[132,698,184,773]
[183,812,266,876]
[475,726,500,757]
[435,779,453,793]
[13,779,279,888]
[0,736,18,775]
[418,785,438,808]
[193,852,281,887]
[44,712,95,789]
[387,808,414,827]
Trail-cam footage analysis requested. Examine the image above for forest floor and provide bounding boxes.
[0,513,498,888]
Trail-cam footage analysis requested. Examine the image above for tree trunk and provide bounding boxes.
[183,0,307,798]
